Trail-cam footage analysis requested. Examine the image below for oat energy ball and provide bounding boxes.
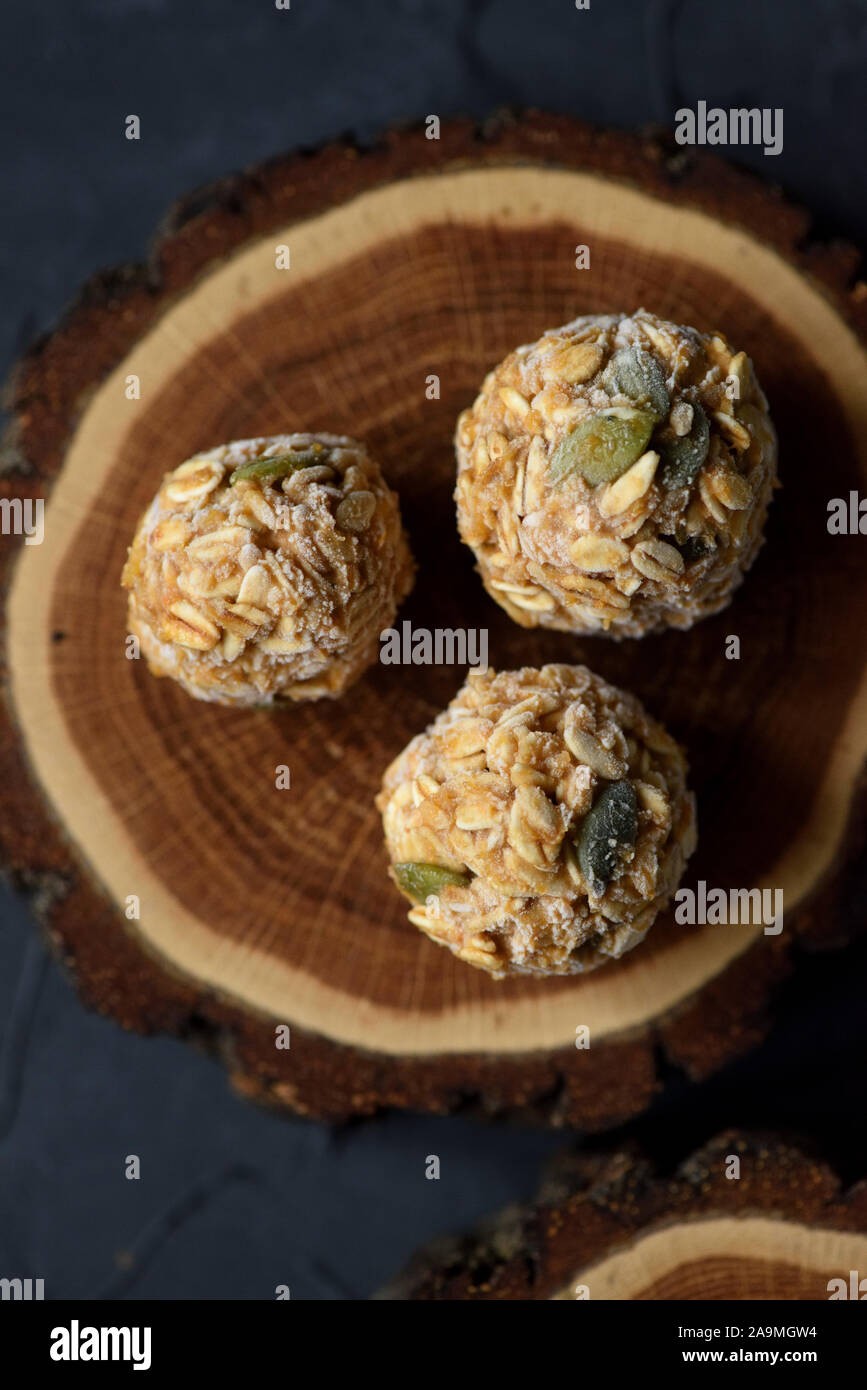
[122,434,414,705]
[377,664,696,978]
[455,310,777,637]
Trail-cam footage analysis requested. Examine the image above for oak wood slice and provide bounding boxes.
[382,1132,867,1299]
[3,114,867,1126]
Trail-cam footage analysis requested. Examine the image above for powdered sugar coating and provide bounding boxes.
[455,310,777,637]
[122,433,414,705]
[378,664,697,977]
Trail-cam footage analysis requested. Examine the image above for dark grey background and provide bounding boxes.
[1,0,865,1300]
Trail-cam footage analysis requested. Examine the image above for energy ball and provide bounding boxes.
[122,433,414,706]
[377,664,696,978]
[455,309,777,637]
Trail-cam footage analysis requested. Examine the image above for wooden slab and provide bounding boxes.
[2,114,866,1125]
[382,1132,867,1299]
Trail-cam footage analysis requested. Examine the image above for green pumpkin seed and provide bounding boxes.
[394,862,472,902]
[229,447,325,486]
[549,410,656,487]
[575,780,638,896]
[601,347,670,420]
[658,402,710,489]
[661,531,714,564]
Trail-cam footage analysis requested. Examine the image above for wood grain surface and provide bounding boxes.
[2,114,866,1126]
[383,1132,867,1299]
